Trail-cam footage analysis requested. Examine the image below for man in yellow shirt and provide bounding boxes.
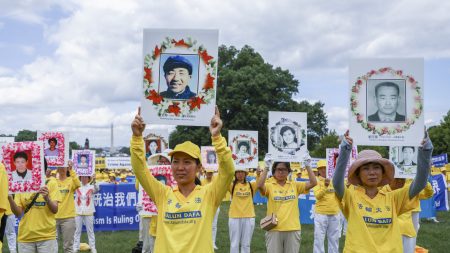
[8,165,61,252]
[313,160,341,253]
[0,163,9,251]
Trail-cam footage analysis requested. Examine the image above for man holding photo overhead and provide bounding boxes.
[368,81,406,122]
[160,55,197,99]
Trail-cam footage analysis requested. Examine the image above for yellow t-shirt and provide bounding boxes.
[341,185,418,253]
[228,181,256,218]
[262,180,307,231]
[15,180,62,242]
[56,170,81,219]
[313,177,340,215]
[0,164,9,251]
[130,134,234,253]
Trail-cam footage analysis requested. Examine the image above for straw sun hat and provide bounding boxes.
[347,150,394,186]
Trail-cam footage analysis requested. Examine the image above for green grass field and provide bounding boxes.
[2,202,449,252]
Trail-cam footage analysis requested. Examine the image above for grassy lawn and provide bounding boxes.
[2,201,450,252]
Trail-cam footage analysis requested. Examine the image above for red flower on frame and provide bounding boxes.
[356,79,362,85]
[144,67,153,83]
[203,73,215,90]
[168,102,181,116]
[172,39,189,48]
[253,147,257,155]
[188,96,206,110]
[232,154,237,160]
[247,156,254,162]
[154,46,162,58]
[199,50,213,65]
[396,70,403,76]
[146,90,163,104]
[239,159,245,164]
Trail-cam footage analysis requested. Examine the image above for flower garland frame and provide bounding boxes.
[38,131,66,167]
[141,165,177,214]
[2,142,44,193]
[72,150,95,176]
[270,118,306,155]
[144,133,169,150]
[143,37,217,116]
[350,67,423,135]
[229,134,258,164]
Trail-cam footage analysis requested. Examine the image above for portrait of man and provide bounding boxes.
[44,137,59,157]
[367,81,406,122]
[206,151,217,164]
[11,151,32,182]
[78,154,89,168]
[399,146,416,166]
[160,55,197,99]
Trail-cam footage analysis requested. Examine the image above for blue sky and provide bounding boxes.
[0,0,449,147]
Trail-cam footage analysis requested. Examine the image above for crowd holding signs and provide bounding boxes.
[0,28,449,253]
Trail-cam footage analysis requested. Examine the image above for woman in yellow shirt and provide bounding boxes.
[228,167,257,253]
[130,107,234,253]
[332,130,433,253]
[257,154,317,253]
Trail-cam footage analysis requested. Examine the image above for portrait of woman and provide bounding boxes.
[279,125,299,149]
[146,139,161,158]
[237,141,250,159]
[207,151,217,164]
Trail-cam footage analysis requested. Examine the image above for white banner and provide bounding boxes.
[105,157,131,170]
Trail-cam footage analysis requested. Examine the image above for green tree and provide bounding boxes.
[358,145,389,158]
[429,110,450,157]
[15,130,37,142]
[119,147,131,155]
[310,130,340,158]
[69,141,81,156]
[170,45,328,158]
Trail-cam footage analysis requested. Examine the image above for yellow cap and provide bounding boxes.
[441,167,447,172]
[312,168,318,172]
[290,162,301,170]
[50,170,57,175]
[316,160,327,169]
[109,173,115,177]
[120,174,126,179]
[205,169,215,173]
[168,141,201,161]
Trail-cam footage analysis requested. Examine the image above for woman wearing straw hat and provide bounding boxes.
[228,167,257,253]
[257,153,317,253]
[332,130,433,253]
[130,107,234,253]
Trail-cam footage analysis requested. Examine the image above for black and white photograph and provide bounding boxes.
[367,79,406,123]
[389,146,418,178]
[201,146,218,172]
[228,130,259,169]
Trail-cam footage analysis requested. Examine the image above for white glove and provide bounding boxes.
[264,153,274,170]
[303,151,311,168]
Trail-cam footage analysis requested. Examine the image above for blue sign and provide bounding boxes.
[92,183,139,231]
[298,188,315,224]
[432,154,448,167]
[431,174,449,212]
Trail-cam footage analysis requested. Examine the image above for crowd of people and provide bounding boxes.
[0,106,441,253]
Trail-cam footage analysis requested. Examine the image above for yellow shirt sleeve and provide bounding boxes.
[130,135,167,206]
[206,135,235,208]
[313,180,327,200]
[394,185,418,216]
[70,170,81,190]
[0,164,8,213]
[295,181,307,195]
[418,182,433,200]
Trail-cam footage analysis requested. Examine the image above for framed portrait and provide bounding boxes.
[228,130,258,169]
[138,165,177,216]
[143,128,169,161]
[201,146,218,172]
[72,150,95,176]
[268,111,307,162]
[389,146,418,178]
[326,146,358,179]
[141,29,219,126]
[2,141,45,194]
[349,58,424,146]
[0,136,15,162]
[37,131,69,167]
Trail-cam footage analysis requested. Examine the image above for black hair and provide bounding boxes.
[48,137,57,145]
[237,142,250,153]
[13,151,28,162]
[401,146,415,152]
[280,126,298,147]
[170,156,202,185]
[271,162,292,175]
[80,154,88,159]
[231,171,253,197]
[375,82,400,97]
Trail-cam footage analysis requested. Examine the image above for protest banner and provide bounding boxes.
[390,146,418,178]
[349,58,424,146]
[431,174,449,211]
[38,131,69,167]
[228,130,258,169]
[201,146,218,172]
[2,141,45,193]
[432,154,448,167]
[268,111,307,162]
[143,128,169,160]
[73,150,95,176]
[326,146,357,178]
[141,29,219,126]
[105,157,131,170]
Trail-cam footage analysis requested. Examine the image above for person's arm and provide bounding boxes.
[304,166,317,191]
[257,154,273,195]
[69,169,81,191]
[40,186,58,214]
[418,182,433,200]
[130,108,166,204]
[332,130,353,200]
[409,132,433,199]
[208,107,235,207]
[9,195,23,217]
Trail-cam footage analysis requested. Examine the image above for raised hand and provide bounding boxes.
[343,130,353,146]
[209,106,223,137]
[264,153,274,170]
[131,107,146,137]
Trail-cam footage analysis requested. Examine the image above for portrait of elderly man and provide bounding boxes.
[368,81,406,122]
[160,55,197,99]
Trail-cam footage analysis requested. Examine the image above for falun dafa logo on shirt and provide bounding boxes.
[195,197,201,203]
[167,199,172,205]
[175,203,181,209]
